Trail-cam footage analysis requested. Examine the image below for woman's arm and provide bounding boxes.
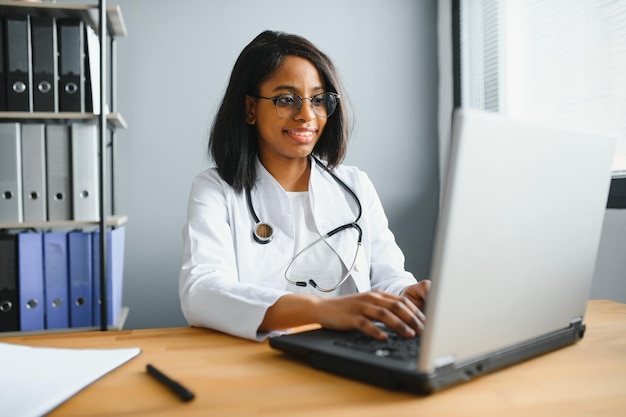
[260,290,425,340]
[179,170,289,341]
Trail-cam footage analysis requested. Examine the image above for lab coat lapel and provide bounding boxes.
[252,161,295,242]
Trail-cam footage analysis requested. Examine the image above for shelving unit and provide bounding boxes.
[0,1,127,333]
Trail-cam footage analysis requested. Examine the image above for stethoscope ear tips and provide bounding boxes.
[253,222,274,244]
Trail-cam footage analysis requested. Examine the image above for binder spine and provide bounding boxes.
[68,230,93,328]
[0,122,23,223]
[0,18,6,111]
[31,16,58,112]
[17,232,45,331]
[57,19,85,112]
[43,232,70,329]
[0,234,19,332]
[71,123,99,221]
[5,15,33,112]
[45,125,72,221]
[21,123,48,222]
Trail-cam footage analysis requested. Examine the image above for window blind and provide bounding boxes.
[460,0,626,174]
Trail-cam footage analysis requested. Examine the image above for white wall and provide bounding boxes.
[95,0,439,328]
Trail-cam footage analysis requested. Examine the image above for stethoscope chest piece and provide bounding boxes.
[253,222,273,244]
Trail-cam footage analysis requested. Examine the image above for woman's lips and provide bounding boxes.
[284,128,317,143]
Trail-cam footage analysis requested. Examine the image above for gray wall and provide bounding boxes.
[589,209,626,303]
[100,0,440,329]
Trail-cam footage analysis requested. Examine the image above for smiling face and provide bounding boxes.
[246,56,328,171]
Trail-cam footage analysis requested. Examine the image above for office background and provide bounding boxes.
[64,0,624,329]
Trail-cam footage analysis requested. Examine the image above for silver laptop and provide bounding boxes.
[269,108,616,394]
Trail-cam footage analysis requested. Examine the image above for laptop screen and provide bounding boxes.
[419,109,616,372]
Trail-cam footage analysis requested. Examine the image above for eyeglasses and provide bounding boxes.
[253,92,340,119]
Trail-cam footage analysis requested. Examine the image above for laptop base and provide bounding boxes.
[270,320,585,394]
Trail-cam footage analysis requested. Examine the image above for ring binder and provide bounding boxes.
[31,16,58,112]
[45,125,72,221]
[21,123,47,222]
[5,15,32,112]
[57,18,84,112]
[0,123,23,223]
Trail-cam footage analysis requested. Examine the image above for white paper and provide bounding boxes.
[0,342,141,417]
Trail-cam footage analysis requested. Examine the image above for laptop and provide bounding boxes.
[269,108,616,394]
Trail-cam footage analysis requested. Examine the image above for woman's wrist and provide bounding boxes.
[260,293,322,331]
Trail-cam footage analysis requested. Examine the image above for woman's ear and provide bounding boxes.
[245,96,256,125]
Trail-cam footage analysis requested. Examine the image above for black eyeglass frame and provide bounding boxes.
[252,92,340,119]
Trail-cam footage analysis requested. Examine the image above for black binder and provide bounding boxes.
[31,16,57,112]
[4,15,32,112]
[0,19,6,111]
[0,234,19,332]
[57,18,84,112]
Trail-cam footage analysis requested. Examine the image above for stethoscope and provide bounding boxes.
[245,156,363,292]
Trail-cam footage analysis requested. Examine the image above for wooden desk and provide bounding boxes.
[2,300,625,417]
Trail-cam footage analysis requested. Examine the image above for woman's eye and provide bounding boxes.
[312,95,325,106]
[277,95,297,105]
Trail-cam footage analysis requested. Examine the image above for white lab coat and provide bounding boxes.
[179,159,417,341]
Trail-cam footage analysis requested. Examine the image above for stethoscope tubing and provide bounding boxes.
[246,156,362,244]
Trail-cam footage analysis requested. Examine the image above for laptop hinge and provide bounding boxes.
[570,316,583,326]
[570,316,586,340]
[433,354,456,370]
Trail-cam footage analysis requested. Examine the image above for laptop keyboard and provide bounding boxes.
[334,327,421,360]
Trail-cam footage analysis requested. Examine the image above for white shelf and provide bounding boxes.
[0,215,128,231]
[0,307,130,337]
[0,1,127,37]
[0,112,127,130]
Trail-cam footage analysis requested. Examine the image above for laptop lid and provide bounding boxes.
[419,109,615,373]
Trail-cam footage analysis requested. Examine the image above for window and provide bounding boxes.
[455,0,626,176]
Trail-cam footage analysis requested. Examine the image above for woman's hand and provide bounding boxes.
[401,279,431,312]
[260,282,431,340]
[313,290,426,340]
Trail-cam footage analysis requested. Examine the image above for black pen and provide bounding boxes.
[146,364,195,402]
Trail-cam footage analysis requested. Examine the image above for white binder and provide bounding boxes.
[0,123,23,223]
[45,125,72,221]
[70,123,99,221]
[84,24,100,114]
[21,124,47,222]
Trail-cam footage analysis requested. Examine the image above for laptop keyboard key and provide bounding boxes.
[334,330,421,360]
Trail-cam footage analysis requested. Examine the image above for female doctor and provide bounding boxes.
[179,30,430,342]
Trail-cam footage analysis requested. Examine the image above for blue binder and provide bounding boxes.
[68,230,93,328]
[17,232,45,331]
[43,232,69,329]
[92,227,125,327]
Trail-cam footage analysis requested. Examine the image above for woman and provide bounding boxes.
[179,30,430,341]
